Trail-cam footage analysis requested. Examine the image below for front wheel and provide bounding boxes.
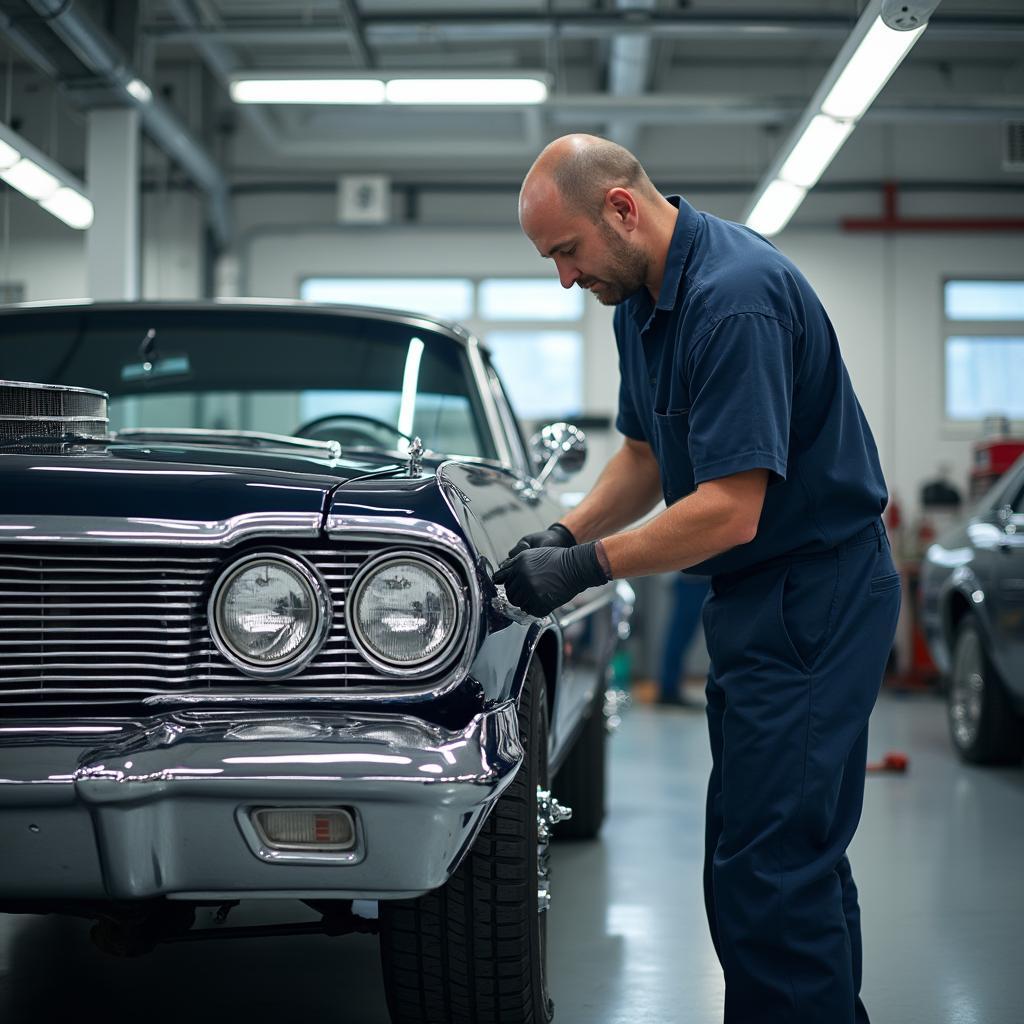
[947,616,1023,764]
[379,658,554,1024]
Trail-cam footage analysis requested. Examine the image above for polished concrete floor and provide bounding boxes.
[1,691,1022,1023]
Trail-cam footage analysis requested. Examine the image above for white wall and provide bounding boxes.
[5,182,1023,518]
[240,195,1023,519]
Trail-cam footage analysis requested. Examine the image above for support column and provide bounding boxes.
[86,107,140,300]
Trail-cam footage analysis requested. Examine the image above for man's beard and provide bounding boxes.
[583,222,649,305]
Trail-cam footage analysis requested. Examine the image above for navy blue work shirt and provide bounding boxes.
[614,195,887,577]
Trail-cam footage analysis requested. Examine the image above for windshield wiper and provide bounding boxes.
[114,427,341,458]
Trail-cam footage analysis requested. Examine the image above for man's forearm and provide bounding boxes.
[559,439,663,543]
[599,470,769,578]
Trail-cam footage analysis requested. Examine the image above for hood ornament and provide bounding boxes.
[408,436,424,478]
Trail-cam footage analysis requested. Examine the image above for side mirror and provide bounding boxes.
[530,422,587,486]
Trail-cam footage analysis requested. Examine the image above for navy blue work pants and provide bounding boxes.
[701,521,900,1024]
[658,575,711,700]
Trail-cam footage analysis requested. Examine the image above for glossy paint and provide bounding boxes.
[921,455,1024,702]
[0,300,624,910]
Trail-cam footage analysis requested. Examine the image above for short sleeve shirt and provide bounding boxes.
[614,195,888,577]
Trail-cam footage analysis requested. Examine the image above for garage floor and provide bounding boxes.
[1,692,1021,1023]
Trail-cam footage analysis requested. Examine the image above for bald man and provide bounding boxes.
[494,135,900,1024]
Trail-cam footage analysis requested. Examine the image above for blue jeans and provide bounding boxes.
[657,575,710,700]
[702,521,900,1024]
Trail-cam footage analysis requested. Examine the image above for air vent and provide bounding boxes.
[1004,121,1024,172]
[0,380,109,444]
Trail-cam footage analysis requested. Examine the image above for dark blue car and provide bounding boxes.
[0,300,633,1024]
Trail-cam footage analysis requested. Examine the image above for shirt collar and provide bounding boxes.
[625,194,700,327]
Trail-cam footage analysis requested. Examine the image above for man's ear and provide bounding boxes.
[605,187,639,229]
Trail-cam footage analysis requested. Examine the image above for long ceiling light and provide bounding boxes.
[744,0,935,236]
[230,72,549,106]
[0,121,93,230]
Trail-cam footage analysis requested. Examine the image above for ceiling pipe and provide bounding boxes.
[606,0,655,151]
[843,182,1024,232]
[146,13,1024,47]
[22,0,232,246]
[165,0,281,154]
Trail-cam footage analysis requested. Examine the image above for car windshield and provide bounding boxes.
[0,306,496,460]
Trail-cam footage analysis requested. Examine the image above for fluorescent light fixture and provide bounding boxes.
[398,336,425,440]
[744,0,933,236]
[384,78,548,105]
[0,120,92,230]
[229,73,549,106]
[746,180,807,237]
[0,158,59,201]
[39,186,94,230]
[0,138,19,170]
[125,78,153,104]
[230,78,385,104]
[778,115,855,189]
[822,17,926,121]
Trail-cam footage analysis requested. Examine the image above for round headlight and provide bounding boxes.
[209,553,330,676]
[349,553,463,673]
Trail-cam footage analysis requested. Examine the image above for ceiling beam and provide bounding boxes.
[146,13,1024,48]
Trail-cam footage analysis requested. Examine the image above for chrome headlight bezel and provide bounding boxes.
[208,551,332,679]
[347,550,466,677]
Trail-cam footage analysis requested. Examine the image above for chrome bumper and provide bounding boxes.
[0,703,522,901]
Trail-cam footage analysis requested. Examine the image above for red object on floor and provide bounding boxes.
[866,752,909,773]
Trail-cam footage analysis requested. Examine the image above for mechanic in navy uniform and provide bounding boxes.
[494,134,901,1024]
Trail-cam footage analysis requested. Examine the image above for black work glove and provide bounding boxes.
[493,542,608,618]
[508,522,577,559]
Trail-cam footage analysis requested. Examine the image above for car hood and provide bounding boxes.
[0,441,415,522]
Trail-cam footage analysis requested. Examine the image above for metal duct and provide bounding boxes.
[22,0,232,246]
[607,0,655,151]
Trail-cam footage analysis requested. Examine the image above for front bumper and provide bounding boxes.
[0,703,522,901]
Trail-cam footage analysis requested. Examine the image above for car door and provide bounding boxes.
[990,466,1024,698]
[479,356,614,755]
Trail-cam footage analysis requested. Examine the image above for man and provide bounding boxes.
[494,134,900,1024]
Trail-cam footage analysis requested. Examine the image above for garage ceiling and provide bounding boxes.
[1,1,1022,198]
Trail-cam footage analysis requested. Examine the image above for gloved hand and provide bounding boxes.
[507,522,576,559]
[493,542,608,618]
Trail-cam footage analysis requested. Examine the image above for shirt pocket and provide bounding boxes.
[652,409,695,507]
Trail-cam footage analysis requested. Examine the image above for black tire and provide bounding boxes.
[379,659,554,1024]
[551,687,606,840]
[947,616,1023,764]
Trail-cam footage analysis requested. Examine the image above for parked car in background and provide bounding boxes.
[921,453,1024,764]
[0,300,632,1024]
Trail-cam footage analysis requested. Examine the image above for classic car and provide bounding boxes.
[921,452,1024,764]
[0,300,632,1024]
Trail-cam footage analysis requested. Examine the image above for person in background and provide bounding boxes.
[657,573,710,708]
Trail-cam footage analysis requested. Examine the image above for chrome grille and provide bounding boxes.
[0,544,463,709]
[0,380,109,442]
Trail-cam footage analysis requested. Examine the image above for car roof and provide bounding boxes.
[0,298,489,354]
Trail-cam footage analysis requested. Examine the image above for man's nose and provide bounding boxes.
[554,258,579,290]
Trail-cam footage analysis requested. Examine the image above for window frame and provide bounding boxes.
[942,275,1024,436]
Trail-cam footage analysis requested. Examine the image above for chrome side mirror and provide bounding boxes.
[530,422,587,487]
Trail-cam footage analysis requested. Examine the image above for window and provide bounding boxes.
[302,277,474,321]
[486,330,583,420]
[944,280,1024,425]
[299,276,586,423]
[479,278,583,321]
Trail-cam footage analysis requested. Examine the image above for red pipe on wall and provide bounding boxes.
[842,182,1024,232]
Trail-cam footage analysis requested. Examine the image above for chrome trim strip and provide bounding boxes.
[347,551,466,678]
[1,414,109,423]
[556,589,616,629]
[0,512,322,546]
[465,335,514,468]
[114,427,341,458]
[207,552,333,679]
